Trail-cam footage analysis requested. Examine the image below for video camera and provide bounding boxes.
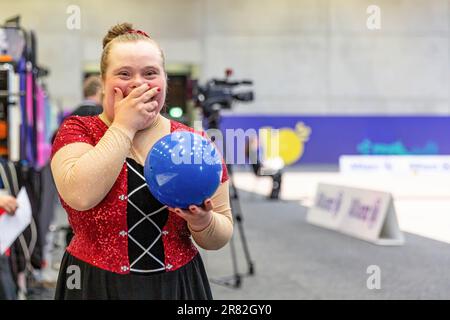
[193,69,254,129]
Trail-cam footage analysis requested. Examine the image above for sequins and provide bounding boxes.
[162,212,198,272]
[63,160,130,274]
[53,116,202,274]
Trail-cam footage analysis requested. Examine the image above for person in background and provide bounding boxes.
[71,75,103,117]
[0,195,18,300]
[245,136,283,200]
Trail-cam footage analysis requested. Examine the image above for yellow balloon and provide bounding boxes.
[278,129,304,165]
[259,127,304,166]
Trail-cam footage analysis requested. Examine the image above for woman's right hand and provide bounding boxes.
[0,195,18,215]
[111,84,161,139]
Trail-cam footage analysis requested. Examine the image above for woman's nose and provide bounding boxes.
[130,75,146,89]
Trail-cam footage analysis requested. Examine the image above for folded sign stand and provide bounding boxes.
[306,183,404,246]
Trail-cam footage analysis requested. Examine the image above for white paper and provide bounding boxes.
[0,188,32,254]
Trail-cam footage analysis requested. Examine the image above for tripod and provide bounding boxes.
[206,112,255,289]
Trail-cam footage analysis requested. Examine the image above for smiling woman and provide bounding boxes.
[100,24,167,127]
[50,23,233,300]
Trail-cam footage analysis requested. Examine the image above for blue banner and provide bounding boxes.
[220,115,450,165]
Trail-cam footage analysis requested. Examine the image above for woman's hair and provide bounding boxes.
[100,22,166,79]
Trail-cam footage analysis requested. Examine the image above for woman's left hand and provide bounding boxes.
[169,199,214,232]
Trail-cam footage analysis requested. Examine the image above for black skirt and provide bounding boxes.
[54,251,213,300]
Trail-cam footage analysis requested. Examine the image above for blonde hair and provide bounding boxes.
[100,22,166,79]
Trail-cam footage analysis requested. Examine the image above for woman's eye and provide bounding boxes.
[145,72,156,77]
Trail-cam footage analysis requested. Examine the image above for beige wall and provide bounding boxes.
[1,0,448,115]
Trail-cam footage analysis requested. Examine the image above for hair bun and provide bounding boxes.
[102,22,133,49]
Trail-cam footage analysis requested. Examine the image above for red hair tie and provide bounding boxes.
[127,29,150,38]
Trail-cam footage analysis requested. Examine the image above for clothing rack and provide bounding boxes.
[0,16,59,299]
[0,19,55,167]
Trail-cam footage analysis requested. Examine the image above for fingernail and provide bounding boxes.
[176,209,182,214]
[157,87,161,92]
[190,206,196,211]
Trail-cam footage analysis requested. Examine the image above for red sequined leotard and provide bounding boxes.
[51,115,229,275]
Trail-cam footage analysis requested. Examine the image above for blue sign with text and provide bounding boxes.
[219,115,450,165]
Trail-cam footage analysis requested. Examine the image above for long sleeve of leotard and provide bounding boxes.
[51,121,132,211]
[52,116,233,250]
[188,176,233,250]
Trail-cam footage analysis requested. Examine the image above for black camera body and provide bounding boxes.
[194,77,254,129]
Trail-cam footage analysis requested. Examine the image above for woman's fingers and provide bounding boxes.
[112,84,160,134]
[137,86,160,103]
[170,207,201,216]
[142,100,158,112]
[168,200,212,216]
[171,207,190,219]
[169,205,212,232]
[4,198,17,213]
[128,83,151,99]
[5,204,15,214]
[189,205,200,213]
[203,199,214,212]
[113,87,124,105]
[141,104,158,124]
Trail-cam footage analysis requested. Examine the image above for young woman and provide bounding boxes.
[51,23,233,300]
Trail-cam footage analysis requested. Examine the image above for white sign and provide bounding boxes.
[306,183,404,246]
[0,188,32,254]
[340,155,450,175]
[306,184,345,230]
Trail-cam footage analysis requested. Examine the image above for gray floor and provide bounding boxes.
[205,190,450,300]
[29,188,450,300]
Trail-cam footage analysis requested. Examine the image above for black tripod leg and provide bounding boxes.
[229,230,241,288]
[210,232,241,288]
[210,164,255,289]
[228,165,255,276]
